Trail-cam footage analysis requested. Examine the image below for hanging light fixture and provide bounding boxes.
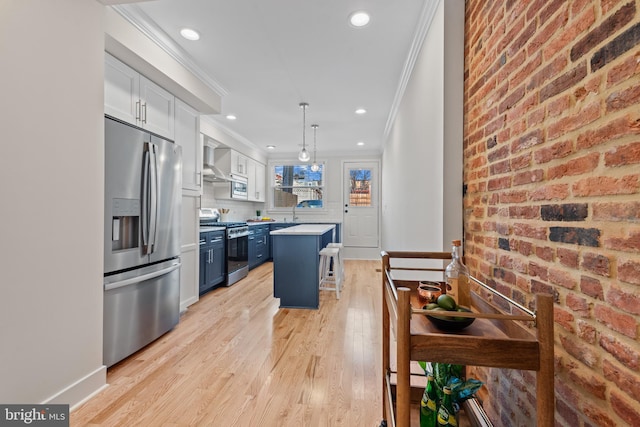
[298,102,310,162]
[310,124,320,172]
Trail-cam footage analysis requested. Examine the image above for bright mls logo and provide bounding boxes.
[0,405,68,426]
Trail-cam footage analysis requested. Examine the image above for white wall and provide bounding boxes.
[0,0,106,405]
[381,0,464,252]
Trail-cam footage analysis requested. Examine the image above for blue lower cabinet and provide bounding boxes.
[199,230,225,295]
[249,224,271,269]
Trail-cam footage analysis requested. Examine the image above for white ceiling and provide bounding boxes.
[115,0,435,155]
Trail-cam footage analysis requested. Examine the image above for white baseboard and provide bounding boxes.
[43,365,107,410]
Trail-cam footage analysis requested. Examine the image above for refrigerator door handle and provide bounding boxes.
[148,143,159,253]
[141,148,151,253]
[104,262,181,292]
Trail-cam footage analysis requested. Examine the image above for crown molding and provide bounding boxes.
[382,0,440,141]
[111,4,228,97]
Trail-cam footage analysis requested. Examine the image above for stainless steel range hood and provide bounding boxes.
[203,145,231,182]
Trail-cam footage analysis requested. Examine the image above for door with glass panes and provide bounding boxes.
[343,161,379,247]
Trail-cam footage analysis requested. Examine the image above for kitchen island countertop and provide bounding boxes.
[270,224,335,236]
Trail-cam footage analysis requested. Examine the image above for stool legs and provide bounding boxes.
[319,247,342,299]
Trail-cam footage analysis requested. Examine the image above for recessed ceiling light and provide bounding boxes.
[357,141,365,146]
[355,108,367,115]
[180,28,200,41]
[349,11,370,28]
[266,145,276,150]
[226,114,237,120]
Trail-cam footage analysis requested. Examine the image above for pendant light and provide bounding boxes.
[298,102,310,162]
[310,124,320,172]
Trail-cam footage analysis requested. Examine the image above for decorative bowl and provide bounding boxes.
[426,306,475,331]
[417,281,443,304]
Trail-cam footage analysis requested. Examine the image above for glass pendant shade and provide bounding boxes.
[299,147,310,161]
[298,102,310,162]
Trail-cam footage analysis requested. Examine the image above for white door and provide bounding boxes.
[343,161,379,247]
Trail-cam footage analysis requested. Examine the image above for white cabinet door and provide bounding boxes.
[255,162,266,202]
[247,159,266,202]
[236,152,248,176]
[175,99,201,194]
[180,194,200,311]
[104,53,139,124]
[247,158,257,201]
[140,75,175,139]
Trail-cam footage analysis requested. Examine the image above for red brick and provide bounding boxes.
[606,287,640,315]
[601,335,640,370]
[488,176,512,191]
[559,333,599,368]
[547,94,572,118]
[513,169,544,186]
[548,152,600,180]
[594,304,638,338]
[566,292,590,317]
[489,159,511,175]
[607,83,640,112]
[577,320,596,343]
[510,153,531,170]
[530,262,549,280]
[605,230,640,252]
[530,183,570,201]
[509,205,539,219]
[517,240,533,256]
[604,141,640,167]
[555,306,575,332]
[610,390,640,426]
[556,398,580,426]
[583,406,616,426]
[572,174,639,196]
[568,368,607,400]
[592,201,640,221]
[528,106,545,126]
[580,276,604,300]
[558,247,579,268]
[547,100,601,140]
[513,222,547,240]
[601,358,640,397]
[606,50,640,88]
[548,267,577,289]
[535,245,555,262]
[534,139,574,164]
[581,252,611,277]
[576,113,640,149]
[618,258,640,285]
[511,128,544,153]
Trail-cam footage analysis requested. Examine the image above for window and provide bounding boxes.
[272,163,324,209]
[348,168,372,207]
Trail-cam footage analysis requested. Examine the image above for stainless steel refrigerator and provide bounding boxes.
[103,116,182,367]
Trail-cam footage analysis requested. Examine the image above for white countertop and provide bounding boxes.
[270,224,335,236]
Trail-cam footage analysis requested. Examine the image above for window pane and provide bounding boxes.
[273,164,324,208]
[348,168,371,207]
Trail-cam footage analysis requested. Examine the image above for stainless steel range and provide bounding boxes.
[200,209,249,286]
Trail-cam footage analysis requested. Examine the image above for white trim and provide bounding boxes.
[111,4,228,97]
[45,366,107,409]
[383,0,440,141]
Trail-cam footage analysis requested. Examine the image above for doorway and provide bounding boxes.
[343,161,380,257]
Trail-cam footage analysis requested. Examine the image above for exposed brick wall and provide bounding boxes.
[463,1,640,425]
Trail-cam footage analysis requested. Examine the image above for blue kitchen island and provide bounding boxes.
[270,224,335,309]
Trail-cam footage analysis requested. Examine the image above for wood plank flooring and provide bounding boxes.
[71,260,383,427]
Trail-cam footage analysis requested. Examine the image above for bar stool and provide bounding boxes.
[319,246,342,299]
[327,242,345,284]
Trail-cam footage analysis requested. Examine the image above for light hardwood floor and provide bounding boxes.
[72,260,383,427]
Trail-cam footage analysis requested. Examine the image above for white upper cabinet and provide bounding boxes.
[104,54,140,124]
[104,53,175,139]
[247,159,266,202]
[174,98,201,194]
[214,148,248,177]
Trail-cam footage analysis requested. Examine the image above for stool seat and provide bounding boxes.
[319,246,343,299]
